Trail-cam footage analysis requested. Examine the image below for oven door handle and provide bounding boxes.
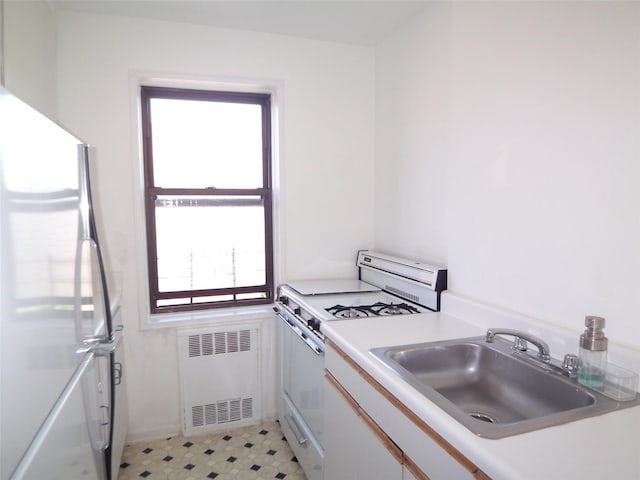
[277,311,324,356]
[284,414,308,446]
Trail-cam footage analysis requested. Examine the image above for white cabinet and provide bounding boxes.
[324,373,403,480]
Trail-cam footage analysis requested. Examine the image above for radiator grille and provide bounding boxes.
[179,327,260,436]
[240,330,251,351]
[192,405,204,427]
[242,397,253,418]
[190,397,254,427]
[206,403,217,424]
[188,335,201,357]
[189,329,252,357]
[202,333,213,355]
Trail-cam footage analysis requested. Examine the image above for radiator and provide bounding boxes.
[177,325,261,436]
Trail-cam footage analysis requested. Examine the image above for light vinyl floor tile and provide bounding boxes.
[118,421,306,480]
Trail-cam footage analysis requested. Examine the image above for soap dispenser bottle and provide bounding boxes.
[578,316,608,388]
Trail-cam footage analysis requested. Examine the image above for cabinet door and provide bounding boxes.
[324,374,403,480]
[323,373,360,479]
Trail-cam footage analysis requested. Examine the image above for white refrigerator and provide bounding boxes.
[0,86,123,479]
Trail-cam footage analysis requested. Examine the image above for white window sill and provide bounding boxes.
[141,303,276,330]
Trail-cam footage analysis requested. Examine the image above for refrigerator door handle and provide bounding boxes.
[78,143,113,336]
[77,336,117,356]
[76,337,102,354]
[77,144,92,241]
[75,237,111,346]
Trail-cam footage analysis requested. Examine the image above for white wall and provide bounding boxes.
[2,0,57,118]
[375,1,640,348]
[55,12,375,439]
[374,3,451,264]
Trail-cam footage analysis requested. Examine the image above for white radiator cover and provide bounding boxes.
[178,325,261,436]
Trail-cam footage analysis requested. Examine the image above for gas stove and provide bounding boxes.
[275,250,447,340]
[274,250,447,480]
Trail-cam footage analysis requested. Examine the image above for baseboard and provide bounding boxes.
[125,423,182,444]
[124,414,282,445]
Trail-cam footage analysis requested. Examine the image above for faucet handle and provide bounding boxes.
[562,354,579,378]
[513,336,528,352]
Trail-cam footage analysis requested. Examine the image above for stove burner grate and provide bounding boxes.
[371,302,420,316]
[326,301,420,318]
[326,305,372,318]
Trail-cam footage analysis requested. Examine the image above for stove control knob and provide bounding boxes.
[294,307,301,316]
[279,296,289,306]
[308,318,320,331]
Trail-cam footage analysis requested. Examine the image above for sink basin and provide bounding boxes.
[370,337,640,438]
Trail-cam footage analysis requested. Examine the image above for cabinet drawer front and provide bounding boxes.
[279,395,323,480]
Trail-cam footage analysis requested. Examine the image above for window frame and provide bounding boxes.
[140,86,274,314]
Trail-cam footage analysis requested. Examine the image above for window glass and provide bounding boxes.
[154,196,266,292]
[150,99,263,189]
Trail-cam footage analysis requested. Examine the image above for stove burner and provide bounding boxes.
[370,302,420,316]
[326,305,373,318]
[326,302,420,318]
[373,302,419,315]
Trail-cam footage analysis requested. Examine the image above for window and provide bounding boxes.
[140,86,273,313]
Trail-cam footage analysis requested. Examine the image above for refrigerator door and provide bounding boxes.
[0,87,110,479]
[9,353,109,480]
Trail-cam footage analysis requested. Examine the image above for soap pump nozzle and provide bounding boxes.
[580,315,608,352]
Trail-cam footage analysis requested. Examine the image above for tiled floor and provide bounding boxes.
[118,421,307,480]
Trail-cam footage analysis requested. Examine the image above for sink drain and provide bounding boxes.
[469,412,496,423]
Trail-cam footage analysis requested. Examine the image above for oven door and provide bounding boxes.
[278,310,324,480]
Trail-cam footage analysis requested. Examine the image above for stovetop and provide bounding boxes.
[278,281,428,323]
[276,252,446,341]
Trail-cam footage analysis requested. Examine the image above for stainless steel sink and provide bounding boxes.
[370,337,640,438]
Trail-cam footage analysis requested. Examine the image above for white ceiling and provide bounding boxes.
[51,0,429,47]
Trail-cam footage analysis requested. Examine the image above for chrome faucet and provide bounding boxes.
[486,328,551,364]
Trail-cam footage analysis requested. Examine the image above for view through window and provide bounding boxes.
[140,86,273,313]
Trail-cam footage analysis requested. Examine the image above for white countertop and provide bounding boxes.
[322,312,640,480]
